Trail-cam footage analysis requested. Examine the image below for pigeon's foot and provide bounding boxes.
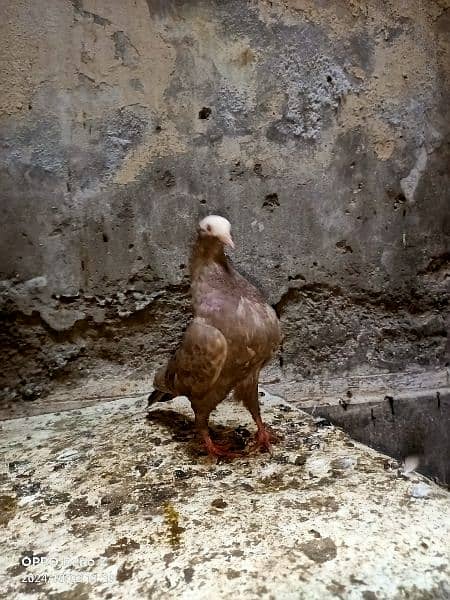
[203,434,242,459]
[253,425,281,454]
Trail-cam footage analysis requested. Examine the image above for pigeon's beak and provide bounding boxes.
[222,234,235,249]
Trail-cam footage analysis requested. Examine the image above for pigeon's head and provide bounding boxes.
[198,215,234,249]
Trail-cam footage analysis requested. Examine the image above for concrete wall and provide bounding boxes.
[1,0,449,402]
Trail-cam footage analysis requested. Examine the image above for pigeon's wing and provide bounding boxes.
[153,317,227,398]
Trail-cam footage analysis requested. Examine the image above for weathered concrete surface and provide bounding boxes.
[1,0,449,402]
[305,390,450,486]
[1,390,450,600]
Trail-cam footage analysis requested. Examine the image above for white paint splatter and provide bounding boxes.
[400,147,427,203]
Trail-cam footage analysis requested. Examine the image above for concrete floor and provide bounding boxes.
[0,389,449,600]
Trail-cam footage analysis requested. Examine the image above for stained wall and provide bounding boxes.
[1,0,449,401]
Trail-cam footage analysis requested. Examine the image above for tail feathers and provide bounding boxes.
[147,389,174,407]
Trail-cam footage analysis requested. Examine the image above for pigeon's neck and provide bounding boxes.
[190,237,228,278]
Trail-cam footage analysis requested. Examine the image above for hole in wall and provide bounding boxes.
[392,192,407,211]
[336,240,353,254]
[262,193,280,211]
[198,107,211,119]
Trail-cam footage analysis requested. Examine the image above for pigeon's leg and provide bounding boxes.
[235,374,279,453]
[192,404,240,459]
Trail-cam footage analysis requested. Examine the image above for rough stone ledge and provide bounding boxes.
[0,390,449,599]
[1,366,447,421]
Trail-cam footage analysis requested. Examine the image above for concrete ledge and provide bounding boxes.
[0,390,449,599]
[281,367,450,407]
[1,367,448,421]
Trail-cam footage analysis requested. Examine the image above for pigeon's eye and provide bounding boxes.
[206,224,212,232]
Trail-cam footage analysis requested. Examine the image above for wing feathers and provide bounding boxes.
[153,317,227,398]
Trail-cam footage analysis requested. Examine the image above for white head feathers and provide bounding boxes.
[198,215,234,248]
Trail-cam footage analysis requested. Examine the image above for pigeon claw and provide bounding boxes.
[203,435,242,459]
[253,426,280,454]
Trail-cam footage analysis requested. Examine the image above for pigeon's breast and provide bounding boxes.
[203,294,279,348]
[235,296,279,338]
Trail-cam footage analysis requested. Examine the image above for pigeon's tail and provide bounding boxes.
[147,389,174,407]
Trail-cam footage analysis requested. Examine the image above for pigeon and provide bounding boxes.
[148,215,282,458]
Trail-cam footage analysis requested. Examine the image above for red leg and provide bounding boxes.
[253,416,280,453]
[193,403,241,459]
[234,373,281,454]
[202,432,241,459]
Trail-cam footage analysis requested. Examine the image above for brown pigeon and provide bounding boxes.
[148,215,282,458]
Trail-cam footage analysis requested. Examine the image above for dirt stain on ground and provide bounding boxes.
[0,494,17,525]
[65,497,97,519]
[299,537,337,563]
[103,537,141,558]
